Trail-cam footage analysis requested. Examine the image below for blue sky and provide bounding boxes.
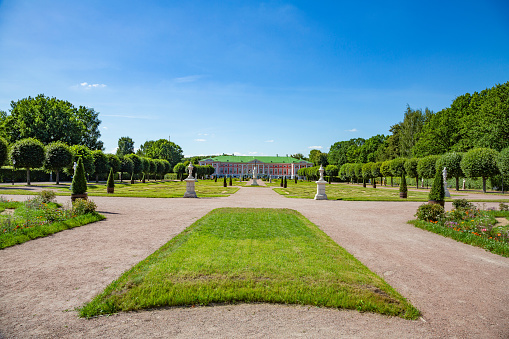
[1,1,508,157]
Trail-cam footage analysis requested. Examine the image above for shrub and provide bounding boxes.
[415,203,445,222]
[72,199,97,215]
[452,199,473,210]
[223,176,227,187]
[429,169,445,201]
[107,168,115,188]
[39,190,56,204]
[461,147,499,193]
[71,157,88,195]
[500,203,509,211]
[399,175,407,193]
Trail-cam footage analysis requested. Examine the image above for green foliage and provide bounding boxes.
[325,164,338,177]
[400,175,407,193]
[380,160,392,178]
[71,157,88,195]
[415,203,445,222]
[361,162,372,179]
[3,94,103,149]
[91,150,110,177]
[417,155,439,179]
[125,153,143,175]
[69,145,94,174]
[173,162,186,180]
[0,136,8,167]
[461,147,499,193]
[436,152,463,178]
[452,199,473,210]
[497,147,509,177]
[116,136,135,156]
[120,157,134,177]
[72,199,97,215]
[223,176,227,187]
[9,138,45,170]
[404,158,418,178]
[44,141,72,184]
[309,149,328,166]
[137,138,184,169]
[107,168,115,188]
[390,158,406,176]
[370,162,381,179]
[429,170,445,201]
[106,154,121,173]
[354,163,363,180]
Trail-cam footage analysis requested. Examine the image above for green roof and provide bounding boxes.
[201,155,312,164]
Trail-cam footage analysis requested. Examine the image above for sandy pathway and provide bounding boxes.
[0,188,508,338]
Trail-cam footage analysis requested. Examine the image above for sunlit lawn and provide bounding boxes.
[79,208,419,319]
[271,181,449,201]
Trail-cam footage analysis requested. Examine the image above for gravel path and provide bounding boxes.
[0,187,508,338]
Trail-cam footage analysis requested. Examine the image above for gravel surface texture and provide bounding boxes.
[0,186,508,338]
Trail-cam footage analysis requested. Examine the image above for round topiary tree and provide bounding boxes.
[106,154,121,176]
[370,162,381,188]
[0,137,8,167]
[92,150,110,183]
[354,163,363,184]
[120,157,134,182]
[140,157,150,181]
[417,155,440,188]
[361,163,372,188]
[404,158,419,189]
[461,147,499,193]
[498,147,509,193]
[429,169,445,205]
[69,145,95,176]
[125,154,142,180]
[71,157,88,199]
[436,152,464,191]
[9,138,45,185]
[173,162,186,181]
[380,160,392,186]
[107,168,115,193]
[44,141,73,185]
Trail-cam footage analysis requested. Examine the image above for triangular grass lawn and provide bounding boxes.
[80,208,419,319]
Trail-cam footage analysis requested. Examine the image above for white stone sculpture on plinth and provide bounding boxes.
[251,166,258,186]
[442,167,451,198]
[314,165,327,200]
[183,163,197,198]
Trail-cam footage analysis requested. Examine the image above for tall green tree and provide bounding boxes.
[2,94,103,149]
[0,136,8,167]
[125,154,143,179]
[44,141,73,184]
[461,148,499,193]
[404,158,419,189]
[69,145,94,175]
[328,140,354,166]
[398,105,429,157]
[117,137,135,156]
[120,157,134,182]
[9,138,45,185]
[106,154,121,174]
[137,138,183,169]
[309,150,328,166]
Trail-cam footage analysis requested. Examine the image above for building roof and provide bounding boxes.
[200,155,312,164]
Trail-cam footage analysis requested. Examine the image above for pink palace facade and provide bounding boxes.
[199,155,313,179]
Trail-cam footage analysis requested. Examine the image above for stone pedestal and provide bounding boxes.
[183,163,198,198]
[251,167,258,186]
[314,165,328,200]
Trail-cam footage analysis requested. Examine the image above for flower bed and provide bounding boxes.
[411,201,509,257]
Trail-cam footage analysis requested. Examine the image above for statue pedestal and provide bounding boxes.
[183,177,197,198]
[251,178,258,186]
[314,179,327,200]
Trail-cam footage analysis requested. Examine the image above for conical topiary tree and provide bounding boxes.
[229,176,232,186]
[72,157,88,196]
[399,174,407,198]
[107,168,115,193]
[284,176,287,188]
[223,176,227,187]
[429,169,445,204]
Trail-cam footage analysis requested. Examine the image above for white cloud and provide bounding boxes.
[79,82,106,89]
[248,151,258,155]
[346,128,358,132]
[174,75,203,83]
[194,139,206,142]
[198,133,209,136]
[102,114,156,120]
[308,146,323,149]
[265,139,274,143]
[102,126,108,130]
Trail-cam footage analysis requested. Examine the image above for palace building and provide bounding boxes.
[199,155,313,179]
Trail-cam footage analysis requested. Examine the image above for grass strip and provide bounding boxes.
[80,208,419,319]
[0,213,105,249]
[409,219,509,257]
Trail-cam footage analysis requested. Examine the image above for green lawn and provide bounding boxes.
[0,180,239,198]
[80,208,419,319]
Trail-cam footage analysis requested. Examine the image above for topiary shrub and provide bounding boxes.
[9,137,45,185]
[461,147,499,193]
[415,203,445,222]
[223,176,227,187]
[399,174,407,198]
[284,176,287,188]
[71,157,88,195]
[429,169,445,202]
[107,168,115,193]
[229,176,232,186]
